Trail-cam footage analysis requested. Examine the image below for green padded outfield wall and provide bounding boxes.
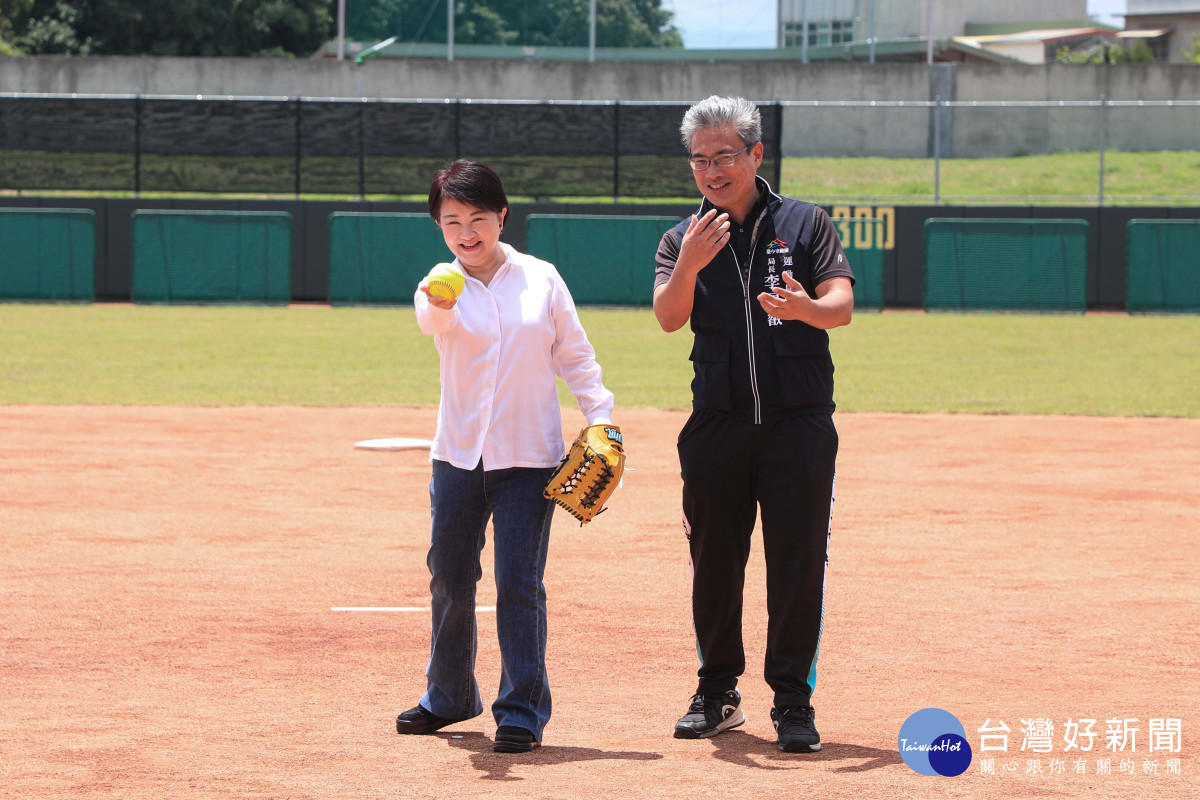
[132,211,292,305]
[836,218,885,311]
[327,213,446,305]
[0,208,95,301]
[924,219,1088,312]
[524,215,683,305]
[1126,220,1200,313]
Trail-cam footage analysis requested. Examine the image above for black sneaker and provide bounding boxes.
[673,689,745,739]
[494,725,540,753]
[396,704,459,735]
[772,705,821,752]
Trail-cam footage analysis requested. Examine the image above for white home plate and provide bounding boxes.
[354,437,433,451]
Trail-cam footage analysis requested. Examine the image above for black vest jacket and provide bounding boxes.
[670,180,838,424]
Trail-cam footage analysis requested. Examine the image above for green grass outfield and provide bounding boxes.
[782,150,1200,204]
[12,150,1200,204]
[1,305,1196,417]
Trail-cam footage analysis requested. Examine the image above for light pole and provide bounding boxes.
[926,0,935,64]
[802,0,809,63]
[337,0,346,61]
[589,0,597,62]
[868,0,876,64]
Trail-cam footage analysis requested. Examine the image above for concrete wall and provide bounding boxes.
[951,64,1200,156]
[3,55,1199,103]
[0,56,941,102]
[783,104,932,157]
[954,62,1200,100]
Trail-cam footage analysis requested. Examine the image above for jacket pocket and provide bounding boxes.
[771,335,833,402]
[689,332,732,411]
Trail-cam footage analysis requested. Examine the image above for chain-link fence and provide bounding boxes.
[2,94,1197,204]
[783,99,1200,205]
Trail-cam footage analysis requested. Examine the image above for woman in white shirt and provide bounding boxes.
[396,160,615,754]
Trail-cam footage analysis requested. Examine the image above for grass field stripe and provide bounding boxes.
[330,606,497,612]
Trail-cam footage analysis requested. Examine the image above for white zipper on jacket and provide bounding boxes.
[727,245,761,425]
[728,204,769,425]
[695,185,775,425]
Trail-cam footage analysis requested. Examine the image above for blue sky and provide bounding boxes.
[665,1,1127,49]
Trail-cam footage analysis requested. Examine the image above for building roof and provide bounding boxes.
[955,27,1116,46]
[963,19,1118,36]
[1117,28,1175,37]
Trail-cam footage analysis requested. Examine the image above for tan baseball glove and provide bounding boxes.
[543,424,625,525]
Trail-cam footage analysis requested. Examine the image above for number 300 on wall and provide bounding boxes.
[831,206,894,251]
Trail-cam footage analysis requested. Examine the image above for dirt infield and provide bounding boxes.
[2,406,1197,800]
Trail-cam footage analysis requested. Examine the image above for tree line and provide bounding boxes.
[0,0,681,57]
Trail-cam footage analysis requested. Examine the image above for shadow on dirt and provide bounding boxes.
[709,731,904,772]
[440,731,664,781]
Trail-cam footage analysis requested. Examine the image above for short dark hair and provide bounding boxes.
[428,159,509,221]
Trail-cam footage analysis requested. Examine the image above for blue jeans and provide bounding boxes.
[420,459,556,740]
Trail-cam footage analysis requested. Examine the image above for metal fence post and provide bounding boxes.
[1098,95,1108,207]
[358,99,366,200]
[294,97,302,198]
[801,0,809,63]
[612,100,620,201]
[134,93,141,196]
[934,95,941,205]
[774,100,783,191]
[453,98,461,161]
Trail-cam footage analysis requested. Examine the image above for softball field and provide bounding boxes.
[2,405,1197,799]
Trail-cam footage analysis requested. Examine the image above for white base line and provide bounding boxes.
[331,606,496,612]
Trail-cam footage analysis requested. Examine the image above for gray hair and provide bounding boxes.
[679,95,762,151]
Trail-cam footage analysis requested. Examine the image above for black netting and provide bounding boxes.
[0,97,781,198]
[298,100,361,195]
[0,97,136,191]
[363,101,456,195]
[458,102,616,197]
[0,97,135,152]
[139,99,297,193]
[616,104,693,197]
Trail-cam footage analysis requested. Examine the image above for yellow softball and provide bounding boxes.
[426,262,465,301]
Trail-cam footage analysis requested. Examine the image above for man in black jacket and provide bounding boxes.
[653,95,855,753]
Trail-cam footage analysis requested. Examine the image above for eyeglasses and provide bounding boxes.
[688,145,750,171]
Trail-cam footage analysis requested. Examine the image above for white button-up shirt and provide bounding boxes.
[414,244,615,471]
